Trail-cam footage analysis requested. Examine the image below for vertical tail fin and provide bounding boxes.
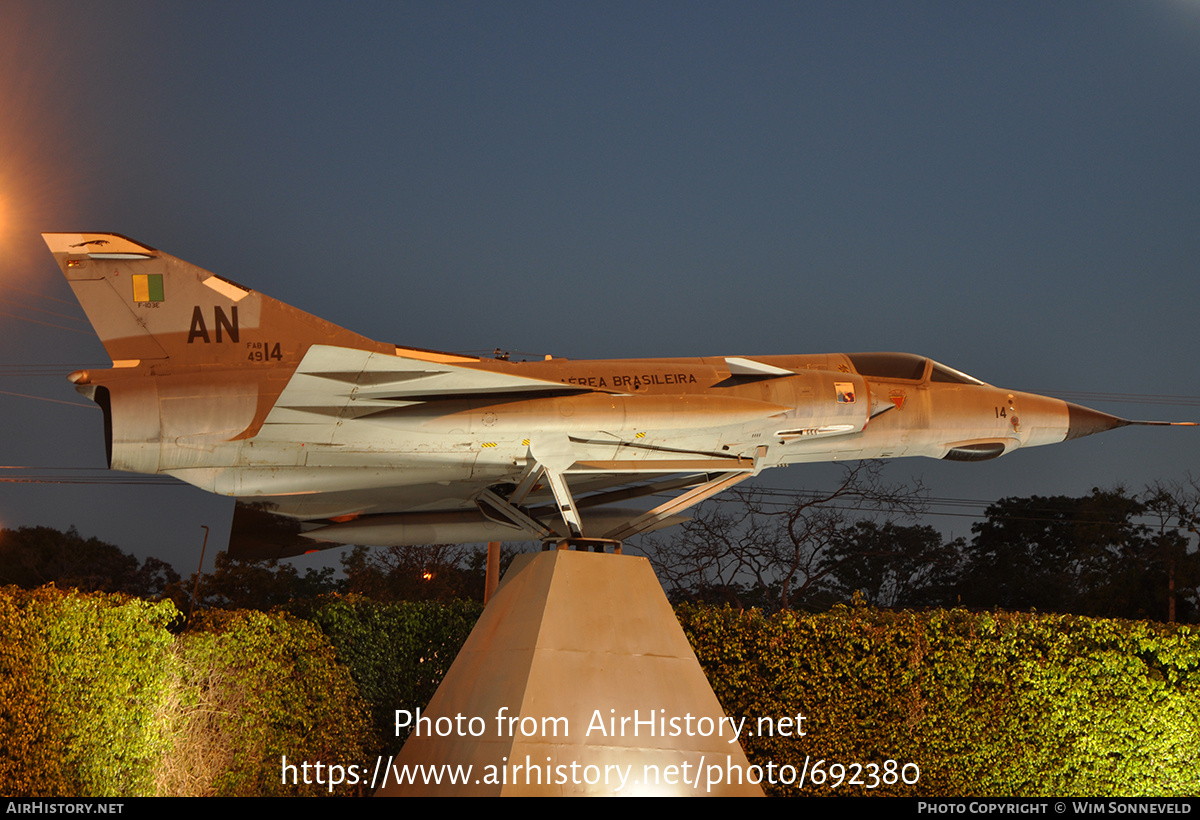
[42,232,390,367]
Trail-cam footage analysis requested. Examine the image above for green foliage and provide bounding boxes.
[173,609,376,796]
[650,483,1200,622]
[182,551,339,612]
[5,575,1196,796]
[339,543,521,603]
[218,594,1200,797]
[678,603,1200,797]
[958,488,1200,622]
[644,461,931,611]
[310,596,483,752]
[0,585,177,796]
[0,526,179,598]
[825,521,962,608]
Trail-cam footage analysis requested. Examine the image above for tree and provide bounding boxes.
[641,461,928,611]
[181,551,338,611]
[341,543,525,603]
[954,487,1196,621]
[1139,477,1200,622]
[821,521,963,609]
[0,525,180,598]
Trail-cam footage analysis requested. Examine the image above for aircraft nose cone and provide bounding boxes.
[1065,402,1130,441]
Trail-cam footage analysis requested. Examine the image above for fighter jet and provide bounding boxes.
[43,233,1194,558]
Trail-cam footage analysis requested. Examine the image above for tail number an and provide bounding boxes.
[188,306,239,343]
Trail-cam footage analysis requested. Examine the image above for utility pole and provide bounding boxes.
[188,525,210,619]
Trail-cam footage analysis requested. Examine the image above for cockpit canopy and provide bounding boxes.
[846,352,986,386]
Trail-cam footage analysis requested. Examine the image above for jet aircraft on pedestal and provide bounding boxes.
[43,233,1194,558]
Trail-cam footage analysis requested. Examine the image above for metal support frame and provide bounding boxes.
[601,470,756,542]
[477,445,768,548]
[542,466,584,538]
[476,487,555,540]
[601,445,767,542]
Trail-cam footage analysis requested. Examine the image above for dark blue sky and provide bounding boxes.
[2,2,1198,571]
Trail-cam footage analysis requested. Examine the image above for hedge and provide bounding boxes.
[0,586,176,796]
[3,586,1195,797]
[678,604,1200,796]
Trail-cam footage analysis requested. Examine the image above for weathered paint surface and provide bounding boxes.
[44,233,1190,558]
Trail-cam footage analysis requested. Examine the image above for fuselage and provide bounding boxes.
[45,232,1152,551]
[73,349,1100,522]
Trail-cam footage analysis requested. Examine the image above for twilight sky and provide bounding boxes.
[1,1,1198,573]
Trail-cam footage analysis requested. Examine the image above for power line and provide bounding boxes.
[0,310,95,335]
[1035,390,1200,408]
[0,466,181,486]
[0,389,94,408]
[0,297,90,325]
[1,284,81,308]
[0,364,109,377]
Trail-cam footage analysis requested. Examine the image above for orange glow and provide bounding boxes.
[0,6,91,282]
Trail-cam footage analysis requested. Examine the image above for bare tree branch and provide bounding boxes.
[640,461,928,610]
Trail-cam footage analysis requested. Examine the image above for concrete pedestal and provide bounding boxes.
[380,550,763,796]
